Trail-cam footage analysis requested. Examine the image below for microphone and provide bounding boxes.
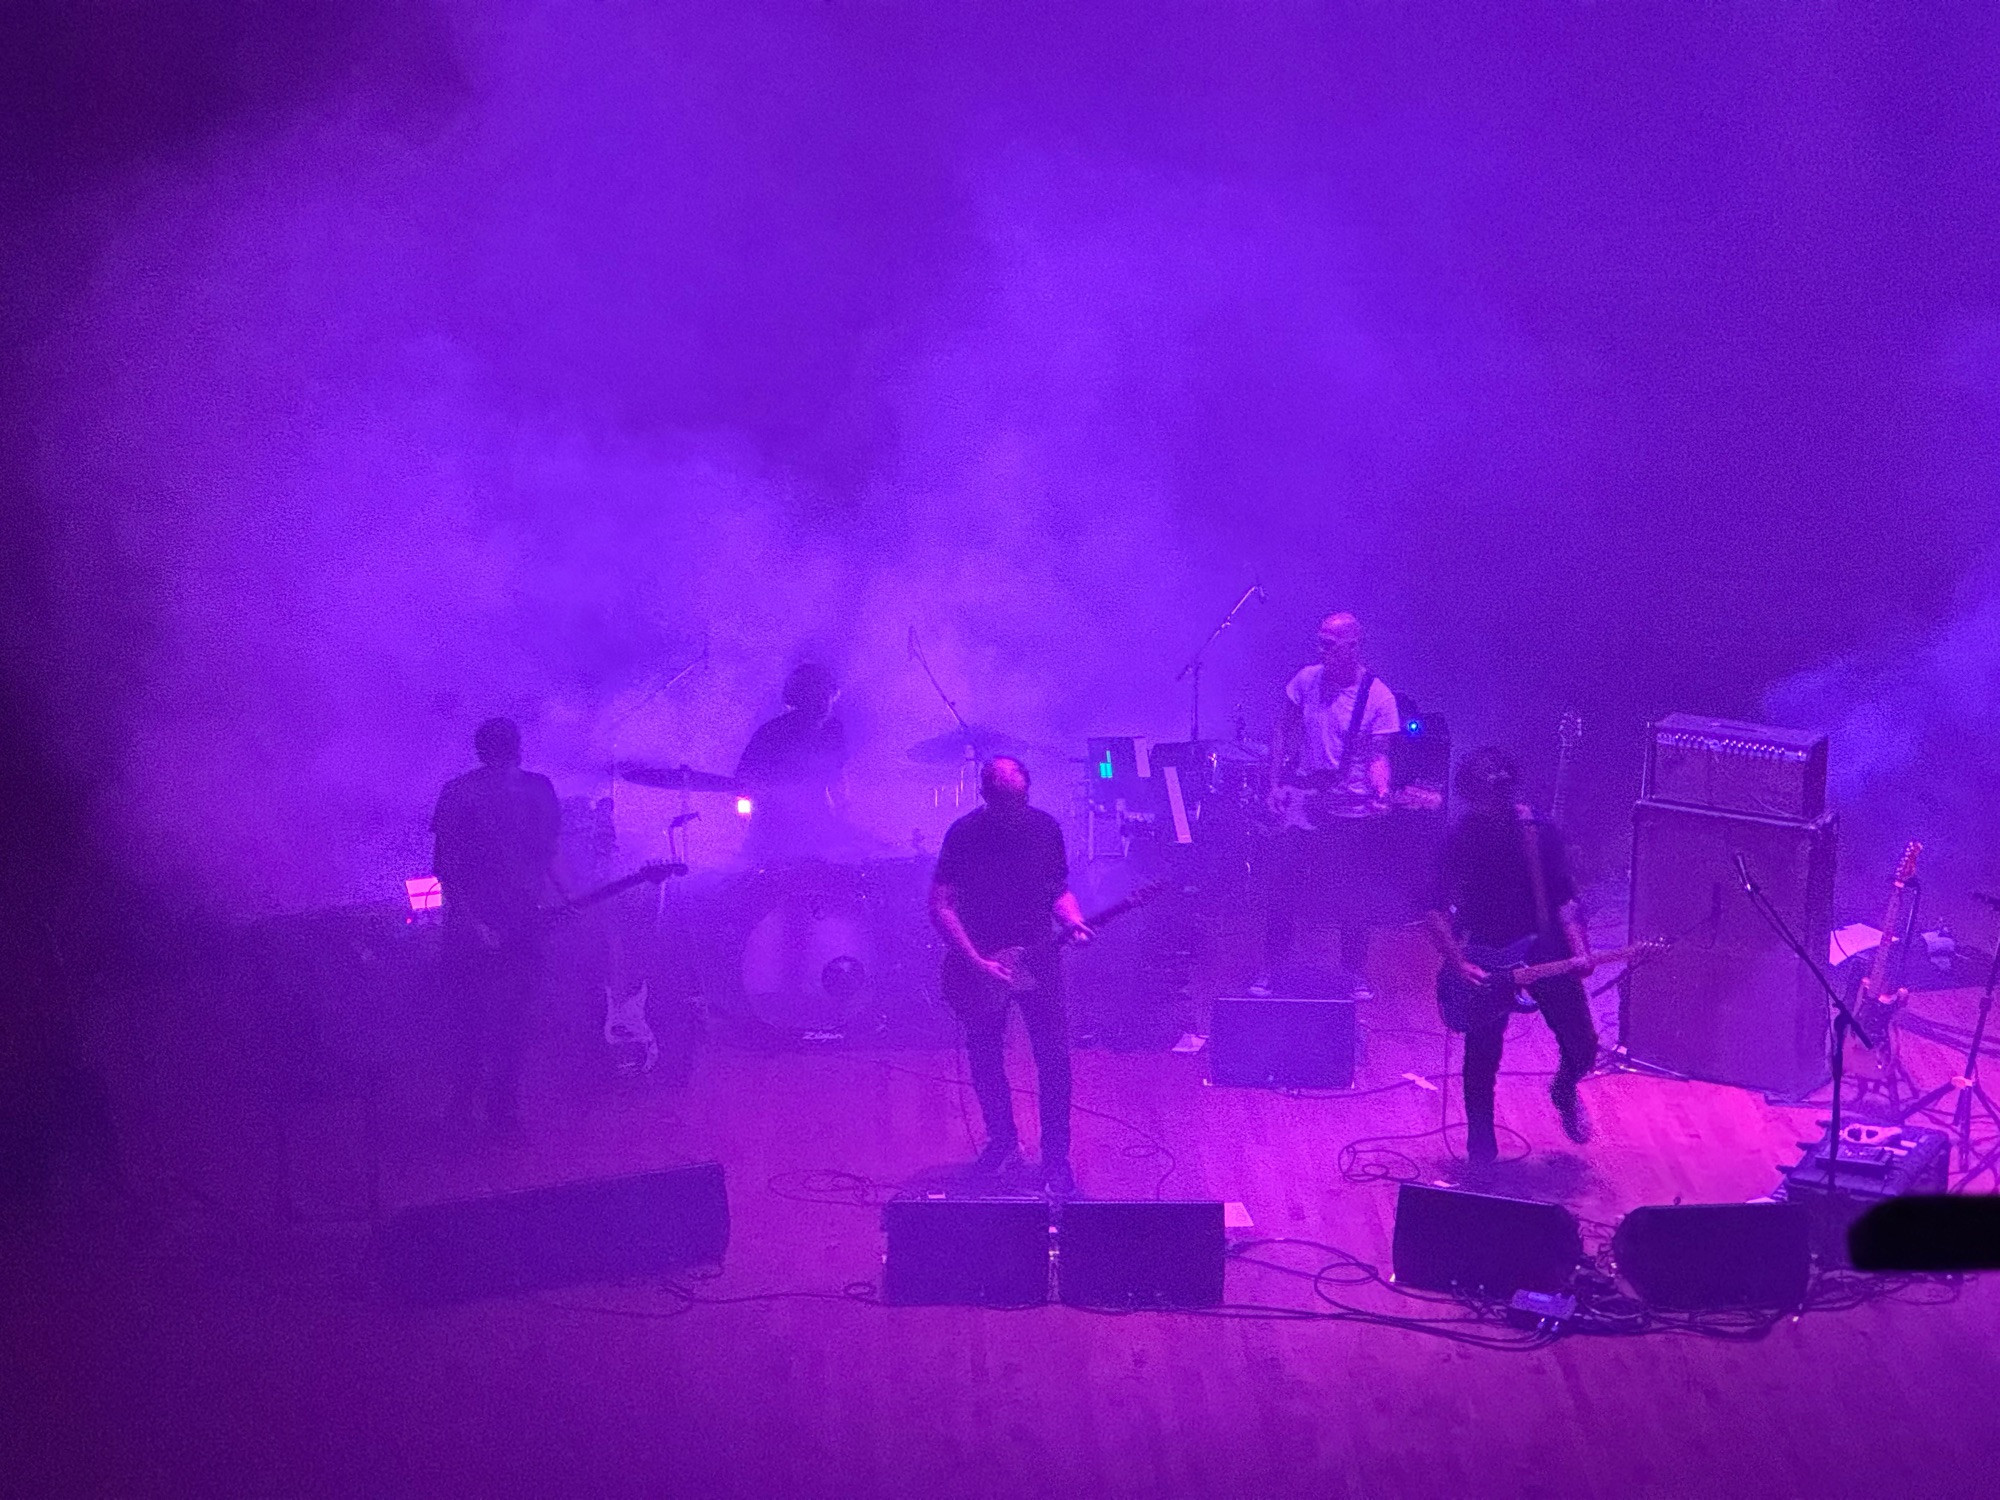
[1974,891,2000,909]
[1733,852,1757,894]
[1254,575,1268,602]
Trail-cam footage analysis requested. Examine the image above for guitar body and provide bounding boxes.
[604,980,660,1075]
[1436,936,1537,1033]
[977,881,1168,995]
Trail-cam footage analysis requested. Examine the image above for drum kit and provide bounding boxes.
[612,724,1060,1041]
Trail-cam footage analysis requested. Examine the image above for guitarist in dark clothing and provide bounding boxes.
[929,756,1091,1198]
[432,717,563,1136]
[1426,747,1597,1167]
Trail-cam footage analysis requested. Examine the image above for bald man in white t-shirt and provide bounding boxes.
[1253,612,1400,998]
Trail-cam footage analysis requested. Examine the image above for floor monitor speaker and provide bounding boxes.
[1057,1201,1226,1309]
[379,1162,729,1303]
[1210,994,1355,1089]
[882,1198,1051,1306]
[1392,1184,1581,1299]
[1612,1202,1811,1310]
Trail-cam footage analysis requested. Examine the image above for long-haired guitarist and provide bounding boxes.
[1425,746,1598,1167]
[929,756,1092,1198]
[431,717,565,1138]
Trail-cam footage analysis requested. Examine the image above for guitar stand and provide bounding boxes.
[1885,935,2000,1187]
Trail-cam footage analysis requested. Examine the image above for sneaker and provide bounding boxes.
[1041,1158,1077,1200]
[1552,1086,1593,1145]
[1246,973,1274,998]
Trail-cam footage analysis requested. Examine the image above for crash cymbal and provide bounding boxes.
[618,762,741,793]
[905,724,1038,765]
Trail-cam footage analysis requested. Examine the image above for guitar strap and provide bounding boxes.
[1332,671,1377,783]
[1520,811,1555,942]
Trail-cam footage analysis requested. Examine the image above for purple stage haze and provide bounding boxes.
[5,2,1998,920]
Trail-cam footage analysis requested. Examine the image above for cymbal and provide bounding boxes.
[905,724,1039,766]
[618,762,741,793]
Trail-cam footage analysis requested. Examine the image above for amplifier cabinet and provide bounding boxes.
[1623,802,1836,1097]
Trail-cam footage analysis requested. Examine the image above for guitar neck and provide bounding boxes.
[1509,942,1648,988]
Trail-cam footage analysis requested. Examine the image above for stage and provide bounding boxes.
[5,924,1997,1499]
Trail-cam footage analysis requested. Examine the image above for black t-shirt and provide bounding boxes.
[735,710,846,788]
[1430,810,1577,948]
[432,765,562,935]
[933,804,1069,950]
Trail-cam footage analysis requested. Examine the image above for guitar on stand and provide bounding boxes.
[1845,841,1922,1114]
[547,861,684,1076]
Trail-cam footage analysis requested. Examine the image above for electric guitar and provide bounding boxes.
[982,880,1169,993]
[549,860,683,919]
[1847,841,1921,1078]
[1551,709,1582,828]
[1267,769,1444,830]
[553,862,682,1075]
[1437,936,1667,1033]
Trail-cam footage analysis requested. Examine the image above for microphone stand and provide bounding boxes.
[1174,582,1263,743]
[1736,857,1876,1206]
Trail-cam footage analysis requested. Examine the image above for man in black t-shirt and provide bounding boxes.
[1426,747,1598,1168]
[930,756,1091,1197]
[432,717,563,1135]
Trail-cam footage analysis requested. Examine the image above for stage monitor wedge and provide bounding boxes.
[1392,1184,1582,1300]
[882,1198,1051,1306]
[1057,1201,1226,1309]
[379,1162,729,1304]
[1612,1202,1811,1310]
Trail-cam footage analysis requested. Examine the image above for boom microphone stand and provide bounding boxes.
[1734,853,1877,1200]
[1174,580,1265,743]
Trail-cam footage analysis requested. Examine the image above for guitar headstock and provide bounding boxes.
[1894,841,1921,886]
[1558,709,1583,756]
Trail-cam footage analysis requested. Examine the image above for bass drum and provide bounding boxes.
[737,864,878,1033]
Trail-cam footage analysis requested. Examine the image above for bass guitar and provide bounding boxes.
[983,880,1168,993]
[553,862,682,1075]
[1846,840,1921,1080]
[1437,937,1666,1033]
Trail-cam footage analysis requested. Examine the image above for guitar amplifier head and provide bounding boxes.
[1643,715,1827,823]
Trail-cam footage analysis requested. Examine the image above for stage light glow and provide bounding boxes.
[735,796,755,818]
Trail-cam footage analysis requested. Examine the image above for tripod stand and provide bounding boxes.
[1891,918,2000,1187]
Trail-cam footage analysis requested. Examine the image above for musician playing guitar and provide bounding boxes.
[929,756,1091,1199]
[432,717,565,1139]
[1254,611,1402,998]
[1425,747,1598,1168]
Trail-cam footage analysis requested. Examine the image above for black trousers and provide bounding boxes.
[942,953,1071,1163]
[1263,821,1381,977]
[443,930,541,1127]
[1461,968,1598,1155]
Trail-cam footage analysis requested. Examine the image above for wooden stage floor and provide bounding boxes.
[6,925,1999,1498]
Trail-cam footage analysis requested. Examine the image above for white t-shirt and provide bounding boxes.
[1285,666,1400,815]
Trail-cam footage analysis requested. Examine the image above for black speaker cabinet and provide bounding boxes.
[1057,1201,1226,1309]
[1210,994,1355,1089]
[1624,801,1837,1096]
[379,1162,729,1303]
[1612,1202,1811,1310]
[882,1198,1051,1306]
[1391,1184,1582,1299]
